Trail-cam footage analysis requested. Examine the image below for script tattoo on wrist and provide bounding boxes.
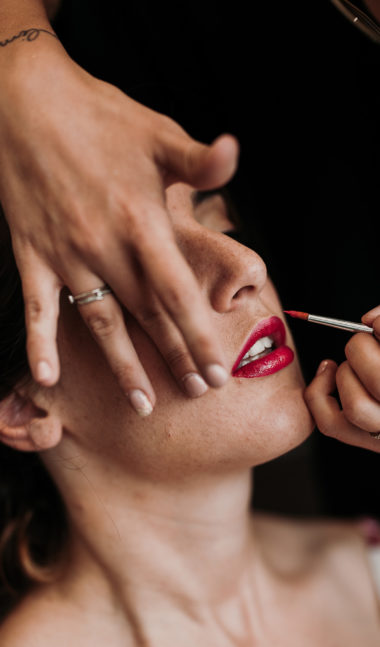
[0,28,58,48]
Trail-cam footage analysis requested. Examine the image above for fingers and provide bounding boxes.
[128,224,229,388]
[305,359,342,436]
[186,134,240,189]
[130,292,209,399]
[15,244,155,418]
[336,360,380,433]
[66,272,156,417]
[362,307,380,340]
[16,247,61,387]
[362,305,380,326]
[305,360,380,452]
[100,235,229,390]
[344,332,380,402]
[87,224,223,396]
[159,129,240,190]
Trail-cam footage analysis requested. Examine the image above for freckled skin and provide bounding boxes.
[5,184,375,647]
[43,183,313,483]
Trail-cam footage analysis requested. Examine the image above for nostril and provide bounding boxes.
[232,286,255,300]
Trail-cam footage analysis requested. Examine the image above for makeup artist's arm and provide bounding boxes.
[0,0,238,413]
[305,306,380,452]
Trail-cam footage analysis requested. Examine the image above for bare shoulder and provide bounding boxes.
[253,512,376,598]
[0,585,135,647]
[0,588,76,647]
[252,513,380,644]
[254,512,362,559]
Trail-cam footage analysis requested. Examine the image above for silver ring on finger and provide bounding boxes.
[68,284,112,306]
[369,431,380,440]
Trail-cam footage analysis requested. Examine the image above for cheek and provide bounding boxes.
[54,296,313,478]
[55,307,131,437]
[131,353,314,474]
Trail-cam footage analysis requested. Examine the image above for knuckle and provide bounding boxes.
[315,413,341,439]
[129,219,153,250]
[138,305,164,329]
[164,344,190,371]
[85,311,116,339]
[157,113,184,136]
[24,295,44,322]
[75,232,106,260]
[67,215,107,259]
[343,400,372,431]
[164,285,188,315]
[133,223,172,259]
[65,204,90,237]
[107,193,139,231]
[308,409,329,435]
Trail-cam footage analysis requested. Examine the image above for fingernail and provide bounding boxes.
[128,389,153,417]
[182,372,208,398]
[316,360,329,376]
[36,361,52,383]
[204,363,229,387]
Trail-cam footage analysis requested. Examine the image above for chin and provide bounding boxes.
[250,397,314,468]
[106,327,314,478]
[208,366,315,471]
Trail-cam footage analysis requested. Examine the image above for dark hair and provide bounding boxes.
[0,208,67,620]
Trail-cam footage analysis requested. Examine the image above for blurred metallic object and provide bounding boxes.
[331,0,380,43]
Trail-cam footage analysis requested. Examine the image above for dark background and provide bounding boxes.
[53,0,380,519]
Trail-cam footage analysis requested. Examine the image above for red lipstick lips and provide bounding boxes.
[232,316,294,378]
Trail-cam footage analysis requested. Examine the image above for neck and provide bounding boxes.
[46,447,256,643]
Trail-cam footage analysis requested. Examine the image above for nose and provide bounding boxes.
[178,223,268,313]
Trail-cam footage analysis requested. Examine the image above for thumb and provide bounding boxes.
[305,359,380,451]
[163,133,240,190]
[304,359,341,434]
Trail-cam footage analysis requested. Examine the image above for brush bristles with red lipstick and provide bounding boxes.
[284,311,373,334]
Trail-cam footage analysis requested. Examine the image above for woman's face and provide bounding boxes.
[50,183,313,480]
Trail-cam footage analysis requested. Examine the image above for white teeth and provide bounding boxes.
[245,335,273,358]
[237,335,275,369]
[248,338,265,356]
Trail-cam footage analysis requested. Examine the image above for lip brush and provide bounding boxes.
[284,311,373,334]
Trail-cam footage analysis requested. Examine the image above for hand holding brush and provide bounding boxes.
[286,306,380,452]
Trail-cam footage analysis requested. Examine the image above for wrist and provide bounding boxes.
[0,0,61,72]
[0,27,67,88]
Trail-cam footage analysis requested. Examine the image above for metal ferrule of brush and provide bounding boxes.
[308,314,373,334]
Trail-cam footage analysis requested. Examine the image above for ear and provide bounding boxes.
[0,390,62,452]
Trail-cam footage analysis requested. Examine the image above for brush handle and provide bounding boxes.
[308,314,373,334]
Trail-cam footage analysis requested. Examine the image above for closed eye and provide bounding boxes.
[192,189,242,235]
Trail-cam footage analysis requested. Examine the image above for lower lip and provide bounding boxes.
[232,346,294,378]
[232,316,294,378]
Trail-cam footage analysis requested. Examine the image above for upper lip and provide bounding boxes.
[231,315,286,373]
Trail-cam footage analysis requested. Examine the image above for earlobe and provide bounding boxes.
[0,391,62,452]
